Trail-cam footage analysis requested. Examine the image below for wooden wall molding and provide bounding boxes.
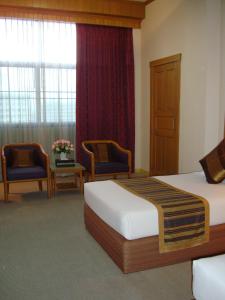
[224,118,225,138]
[0,0,146,28]
[150,53,182,67]
[145,0,155,6]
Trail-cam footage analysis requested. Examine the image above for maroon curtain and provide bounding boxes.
[76,24,135,167]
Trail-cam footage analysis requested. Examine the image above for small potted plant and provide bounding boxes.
[52,139,74,160]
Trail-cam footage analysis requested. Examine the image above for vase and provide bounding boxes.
[60,152,67,160]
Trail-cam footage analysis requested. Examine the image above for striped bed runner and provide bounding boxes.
[113,177,209,253]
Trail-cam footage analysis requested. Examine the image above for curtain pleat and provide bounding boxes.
[76,24,135,167]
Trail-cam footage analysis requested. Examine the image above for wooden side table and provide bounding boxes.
[51,163,85,195]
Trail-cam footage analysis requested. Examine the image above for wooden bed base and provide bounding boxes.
[84,203,225,273]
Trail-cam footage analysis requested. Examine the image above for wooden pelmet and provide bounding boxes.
[84,203,225,273]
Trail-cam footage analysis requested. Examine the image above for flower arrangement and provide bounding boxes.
[52,139,74,154]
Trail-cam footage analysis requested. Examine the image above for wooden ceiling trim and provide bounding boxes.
[0,0,145,28]
[0,5,142,28]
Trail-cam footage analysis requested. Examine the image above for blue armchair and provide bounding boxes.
[1,143,51,201]
[81,140,132,181]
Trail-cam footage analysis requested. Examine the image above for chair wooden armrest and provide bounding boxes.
[34,144,51,194]
[36,143,50,169]
[81,142,95,180]
[111,141,132,174]
[1,146,7,182]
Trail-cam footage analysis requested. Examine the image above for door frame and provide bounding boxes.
[149,53,181,175]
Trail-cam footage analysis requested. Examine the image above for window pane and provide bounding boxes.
[42,22,76,65]
[40,68,76,123]
[0,67,36,123]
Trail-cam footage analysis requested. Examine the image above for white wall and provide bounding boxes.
[138,0,223,173]
[220,0,225,139]
[204,0,221,152]
[133,29,142,169]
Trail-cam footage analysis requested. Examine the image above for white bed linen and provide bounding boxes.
[84,172,225,240]
[193,254,225,300]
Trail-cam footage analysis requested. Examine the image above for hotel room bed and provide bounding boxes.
[84,172,225,273]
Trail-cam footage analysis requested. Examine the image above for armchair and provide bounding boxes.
[81,140,132,181]
[1,143,51,201]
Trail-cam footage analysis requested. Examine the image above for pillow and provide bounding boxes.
[90,143,109,162]
[11,149,35,168]
[199,139,225,183]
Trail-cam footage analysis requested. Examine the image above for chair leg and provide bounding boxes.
[90,174,95,182]
[3,182,9,202]
[113,174,117,179]
[38,181,43,192]
[128,172,131,179]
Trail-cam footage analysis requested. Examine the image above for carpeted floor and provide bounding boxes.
[0,182,193,300]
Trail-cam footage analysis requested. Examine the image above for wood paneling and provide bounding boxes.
[150,54,181,176]
[0,0,145,28]
[0,0,145,18]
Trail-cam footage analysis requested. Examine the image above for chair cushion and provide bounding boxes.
[11,149,35,168]
[95,162,129,174]
[7,166,47,181]
[199,138,225,183]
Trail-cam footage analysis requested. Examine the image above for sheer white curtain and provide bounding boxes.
[0,18,76,159]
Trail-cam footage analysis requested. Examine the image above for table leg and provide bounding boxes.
[52,171,56,196]
[80,170,84,193]
[74,172,78,188]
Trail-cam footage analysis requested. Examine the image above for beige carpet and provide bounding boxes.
[0,181,193,300]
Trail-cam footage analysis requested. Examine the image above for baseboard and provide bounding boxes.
[134,168,149,175]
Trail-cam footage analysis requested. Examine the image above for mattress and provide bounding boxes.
[84,172,225,240]
[193,254,225,300]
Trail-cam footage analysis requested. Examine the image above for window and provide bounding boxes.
[0,19,76,124]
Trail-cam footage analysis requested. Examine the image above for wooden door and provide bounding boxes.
[150,54,181,176]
